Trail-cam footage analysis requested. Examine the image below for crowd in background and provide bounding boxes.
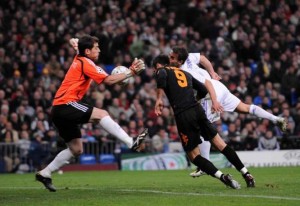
[0,0,300,172]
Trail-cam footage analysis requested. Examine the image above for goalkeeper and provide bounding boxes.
[36,35,148,192]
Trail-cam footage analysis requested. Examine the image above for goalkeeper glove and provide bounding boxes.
[129,58,145,75]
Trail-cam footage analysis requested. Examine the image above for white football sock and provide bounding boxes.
[99,116,133,148]
[214,170,223,178]
[249,105,278,123]
[40,148,74,177]
[199,139,211,160]
[240,167,248,175]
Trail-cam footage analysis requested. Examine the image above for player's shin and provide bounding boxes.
[192,155,219,177]
[40,148,74,177]
[221,145,244,171]
[249,104,277,122]
[199,140,211,160]
[99,116,133,148]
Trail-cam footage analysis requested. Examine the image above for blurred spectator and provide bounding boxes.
[28,131,49,171]
[20,98,35,118]
[168,124,179,142]
[227,122,244,151]
[1,104,10,117]
[16,130,31,173]
[9,112,22,131]
[108,98,124,119]
[0,121,19,143]
[241,121,258,150]
[30,111,50,134]
[151,128,169,153]
[281,65,299,106]
[0,121,20,172]
[81,128,96,143]
[16,105,31,126]
[258,130,280,151]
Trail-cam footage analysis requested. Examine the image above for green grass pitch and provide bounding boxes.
[0,167,299,206]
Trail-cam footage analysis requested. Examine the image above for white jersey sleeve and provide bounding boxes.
[181,53,212,82]
[188,53,201,64]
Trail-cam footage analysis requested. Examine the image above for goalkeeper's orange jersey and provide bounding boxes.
[53,55,108,105]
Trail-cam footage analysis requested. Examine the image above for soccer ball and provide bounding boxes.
[111,66,133,85]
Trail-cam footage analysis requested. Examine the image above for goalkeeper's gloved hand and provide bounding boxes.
[129,58,145,75]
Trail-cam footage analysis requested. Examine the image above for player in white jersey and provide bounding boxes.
[169,47,287,177]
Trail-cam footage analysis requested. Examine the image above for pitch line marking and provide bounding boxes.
[0,187,300,201]
[121,189,300,201]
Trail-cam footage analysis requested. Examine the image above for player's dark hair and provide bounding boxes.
[171,47,188,62]
[152,54,170,69]
[78,35,99,56]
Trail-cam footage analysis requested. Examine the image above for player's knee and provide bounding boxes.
[91,108,109,120]
[69,146,83,156]
[211,134,227,151]
[72,148,83,156]
[236,102,250,113]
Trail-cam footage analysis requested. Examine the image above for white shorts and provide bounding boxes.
[201,80,241,123]
[200,97,221,123]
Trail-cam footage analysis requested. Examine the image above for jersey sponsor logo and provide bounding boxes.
[186,58,193,70]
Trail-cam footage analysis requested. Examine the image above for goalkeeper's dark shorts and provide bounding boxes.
[51,102,93,143]
[175,104,217,152]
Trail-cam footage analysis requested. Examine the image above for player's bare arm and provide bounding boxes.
[204,79,223,113]
[155,89,164,116]
[200,55,221,80]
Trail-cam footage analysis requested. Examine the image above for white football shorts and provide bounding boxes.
[201,79,241,123]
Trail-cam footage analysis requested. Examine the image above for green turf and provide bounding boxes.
[0,167,300,206]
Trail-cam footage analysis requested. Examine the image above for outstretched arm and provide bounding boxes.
[200,55,221,80]
[104,58,145,85]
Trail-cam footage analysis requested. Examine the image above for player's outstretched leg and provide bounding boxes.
[131,128,148,151]
[35,173,56,192]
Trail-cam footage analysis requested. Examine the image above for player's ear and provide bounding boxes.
[85,48,91,55]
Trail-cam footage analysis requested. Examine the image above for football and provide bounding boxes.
[111,66,133,85]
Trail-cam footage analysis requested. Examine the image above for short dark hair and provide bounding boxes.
[152,54,170,69]
[171,47,188,63]
[78,35,99,56]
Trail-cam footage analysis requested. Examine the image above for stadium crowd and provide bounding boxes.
[0,0,300,172]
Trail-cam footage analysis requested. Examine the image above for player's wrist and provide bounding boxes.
[125,69,134,78]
